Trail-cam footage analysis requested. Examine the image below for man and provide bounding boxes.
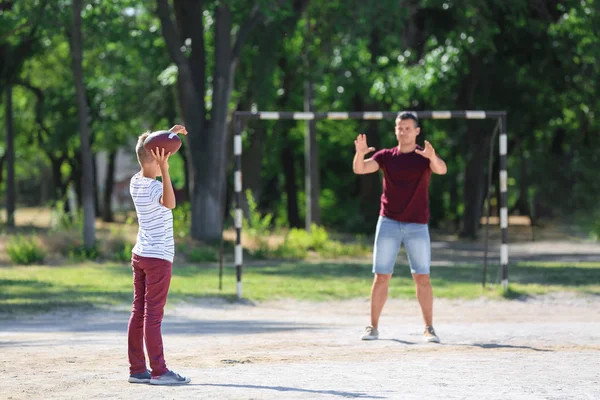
[353,112,447,343]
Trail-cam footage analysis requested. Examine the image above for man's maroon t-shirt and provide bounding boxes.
[371,146,432,224]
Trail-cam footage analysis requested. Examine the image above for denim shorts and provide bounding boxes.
[372,216,431,275]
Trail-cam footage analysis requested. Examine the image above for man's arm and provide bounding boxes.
[416,140,447,175]
[429,154,447,175]
[353,134,380,174]
[353,152,380,174]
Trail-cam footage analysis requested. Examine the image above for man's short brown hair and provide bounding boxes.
[136,131,153,164]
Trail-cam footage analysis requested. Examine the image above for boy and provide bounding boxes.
[127,125,191,385]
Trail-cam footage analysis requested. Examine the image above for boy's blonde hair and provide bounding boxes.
[136,131,153,164]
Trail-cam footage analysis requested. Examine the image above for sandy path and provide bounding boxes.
[1,293,599,399]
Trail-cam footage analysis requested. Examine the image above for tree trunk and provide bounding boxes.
[93,154,100,216]
[5,84,16,227]
[50,156,66,200]
[274,49,301,228]
[241,123,266,206]
[457,56,484,238]
[187,3,233,242]
[449,177,460,231]
[304,80,320,230]
[0,155,5,188]
[460,124,491,238]
[70,0,96,249]
[102,150,116,222]
[178,140,191,203]
[281,122,301,228]
[71,152,82,208]
[509,141,532,217]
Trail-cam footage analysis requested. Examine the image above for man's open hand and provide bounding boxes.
[354,134,375,155]
[415,140,436,159]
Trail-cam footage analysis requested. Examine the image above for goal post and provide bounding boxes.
[231,110,509,298]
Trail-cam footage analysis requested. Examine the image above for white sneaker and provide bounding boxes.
[361,325,379,340]
[424,326,440,343]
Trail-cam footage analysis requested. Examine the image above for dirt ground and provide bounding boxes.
[1,292,599,400]
[2,211,600,399]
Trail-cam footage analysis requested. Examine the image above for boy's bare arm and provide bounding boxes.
[150,148,176,209]
[159,168,176,209]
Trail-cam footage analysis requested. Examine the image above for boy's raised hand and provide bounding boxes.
[169,124,188,135]
[151,147,171,170]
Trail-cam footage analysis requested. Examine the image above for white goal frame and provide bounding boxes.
[231,110,509,298]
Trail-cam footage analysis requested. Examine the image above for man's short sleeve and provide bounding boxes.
[371,149,387,168]
[150,180,163,204]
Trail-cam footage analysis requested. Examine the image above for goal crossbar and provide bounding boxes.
[231,110,509,299]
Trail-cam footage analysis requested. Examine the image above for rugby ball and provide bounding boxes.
[143,130,182,155]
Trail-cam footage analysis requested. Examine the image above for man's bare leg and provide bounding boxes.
[371,273,392,328]
[413,273,433,326]
[413,273,439,342]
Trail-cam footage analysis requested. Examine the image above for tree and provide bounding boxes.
[156,0,309,242]
[4,84,15,226]
[70,0,96,249]
[0,0,49,226]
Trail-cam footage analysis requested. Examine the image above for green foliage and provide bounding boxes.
[284,224,329,252]
[187,247,218,263]
[110,241,134,263]
[66,244,101,262]
[243,189,273,235]
[6,236,46,265]
[50,200,83,232]
[173,202,191,239]
[241,190,273,258]
[2,0,599,240]
[261,224,370,260]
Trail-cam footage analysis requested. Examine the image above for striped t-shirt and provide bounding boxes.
[130,172,174,262]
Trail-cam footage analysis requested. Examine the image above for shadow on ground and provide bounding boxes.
[195,383,386,399]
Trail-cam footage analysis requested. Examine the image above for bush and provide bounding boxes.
[6,235,46,265]
[239,190,274,258]
[188,247,218,263]
[50,200,83,232]
[106,223,135,262]
[66,244,101,262]
[173,202,191,239]
[111,241,134,262]
[319,241,371,258]
[271,225,370,260]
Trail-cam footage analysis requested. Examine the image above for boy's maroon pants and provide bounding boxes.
[127,254,172,376]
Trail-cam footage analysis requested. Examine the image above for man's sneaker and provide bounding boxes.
[361,325,379,340]
[128,369,151,384]
[150,370,191,385]
[424,326,440,343]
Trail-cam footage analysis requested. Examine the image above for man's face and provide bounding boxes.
[395,118,420,143]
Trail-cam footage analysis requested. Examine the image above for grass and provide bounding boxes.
[1,260,599,314]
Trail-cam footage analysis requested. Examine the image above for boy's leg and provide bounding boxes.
[141,256,172,377]
[128,255,148,375]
